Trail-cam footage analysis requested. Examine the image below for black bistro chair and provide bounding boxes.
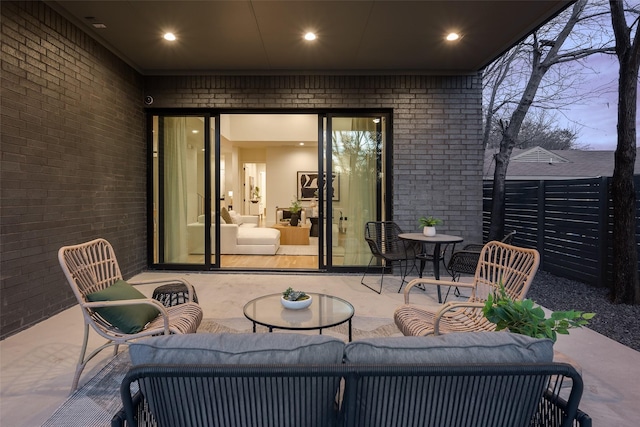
[361,221,420,294]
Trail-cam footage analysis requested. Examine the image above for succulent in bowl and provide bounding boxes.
[282,287,310,301]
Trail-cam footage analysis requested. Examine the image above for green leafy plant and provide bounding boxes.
[290,198,302,214]
[483,285,595,342]
[418,216,442,227]
[282,287,309,301]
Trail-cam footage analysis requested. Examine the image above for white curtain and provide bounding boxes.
[164,117,189,262]
[333,118,378,265]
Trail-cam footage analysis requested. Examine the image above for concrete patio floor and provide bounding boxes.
[1,271,639,426]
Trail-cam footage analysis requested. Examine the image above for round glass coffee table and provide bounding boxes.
[243,293,355,341]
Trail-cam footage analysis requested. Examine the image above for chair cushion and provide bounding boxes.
[220,207,233,224]
[129,333,345,365]
[343,332,553,364]
[86,280,160,334]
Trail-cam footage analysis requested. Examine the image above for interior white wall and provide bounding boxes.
[265,146,316,224]
[199,114,326,221]
[228,115,317,142]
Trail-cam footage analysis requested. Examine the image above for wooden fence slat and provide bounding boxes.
[483,176,640,288]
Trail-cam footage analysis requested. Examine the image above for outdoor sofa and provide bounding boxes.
[113,332,591,427]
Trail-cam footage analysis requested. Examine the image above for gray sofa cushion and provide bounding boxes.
[130,332,345,365]
[343,332,553,364]
[343,332,554,427]
[130,333,345,427]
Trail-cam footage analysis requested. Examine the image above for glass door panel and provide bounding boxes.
[328,115,386,267]
[152,115,211,266]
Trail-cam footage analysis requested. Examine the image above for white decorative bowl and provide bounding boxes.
[281,295,312,310]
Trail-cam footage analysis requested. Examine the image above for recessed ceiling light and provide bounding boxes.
[446,32,460,41]
[304,32,316,41]
[299,142,305,146]
[164,32,176,41]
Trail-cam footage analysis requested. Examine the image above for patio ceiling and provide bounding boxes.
[46,1,572,75]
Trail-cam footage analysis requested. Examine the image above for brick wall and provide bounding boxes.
[0,1,146,339]
[144,75,484,240]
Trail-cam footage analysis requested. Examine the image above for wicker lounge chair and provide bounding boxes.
[394,240,539,336]
[58,238,203,392]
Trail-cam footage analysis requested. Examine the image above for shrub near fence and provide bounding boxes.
[482,176,640,288]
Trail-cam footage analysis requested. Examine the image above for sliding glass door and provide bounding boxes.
[151,114,217,268]
[324,114,389,269]
[149,111,388,271]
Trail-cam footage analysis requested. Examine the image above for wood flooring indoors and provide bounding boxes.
[186,254,319,269]
[221,254,319,269]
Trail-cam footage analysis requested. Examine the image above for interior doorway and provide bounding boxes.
[243,163,266,218]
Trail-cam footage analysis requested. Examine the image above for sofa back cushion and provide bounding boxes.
[130,334,345,427]
[197,214,225,224]
[342,332,554,427]
[130,332,345,365]
[228,210,244,225]
[220,207,233,224]
[343,332,553,364]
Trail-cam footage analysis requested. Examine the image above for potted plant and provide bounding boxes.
[418,216,442,236]
[289,198,302,226]
[482,284,595,342]
[281,287,312,309]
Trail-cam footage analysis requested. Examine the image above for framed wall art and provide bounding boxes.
[297,171,340,201]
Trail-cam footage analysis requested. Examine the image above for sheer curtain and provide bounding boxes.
[164,117,189,262]
[333,118,378,265]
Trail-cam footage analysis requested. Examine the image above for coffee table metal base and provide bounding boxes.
[249,319,353,342]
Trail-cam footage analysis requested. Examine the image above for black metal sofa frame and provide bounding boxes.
[113,363,591,427]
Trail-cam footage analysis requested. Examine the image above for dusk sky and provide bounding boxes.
[557,53,638,151]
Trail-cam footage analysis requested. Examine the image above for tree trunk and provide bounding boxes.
[610,0,640,304]
[488,72,546,241]
[489,142,509,241]
[487,0,587,243]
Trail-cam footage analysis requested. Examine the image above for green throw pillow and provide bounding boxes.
[86,279,160,334]
[220,207,233,225]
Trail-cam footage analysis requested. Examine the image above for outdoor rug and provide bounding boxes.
[197,316,400,341]
[41,350,134,427]
[42,316,399,426]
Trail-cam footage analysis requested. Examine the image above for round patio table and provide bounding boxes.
[243,293,355,341]
[398,233,463,303]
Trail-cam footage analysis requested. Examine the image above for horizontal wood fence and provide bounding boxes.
[482,176,640,288]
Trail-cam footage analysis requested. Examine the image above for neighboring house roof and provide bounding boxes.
[483,146,640,180]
